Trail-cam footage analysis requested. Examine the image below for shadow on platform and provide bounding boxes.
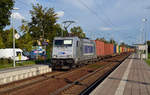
[108,77,150,85]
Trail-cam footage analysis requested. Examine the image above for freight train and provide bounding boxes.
[51,37,134,69]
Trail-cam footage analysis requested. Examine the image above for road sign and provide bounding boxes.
[15,33,20,39]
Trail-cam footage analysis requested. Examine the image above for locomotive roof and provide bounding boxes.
[54,37,94,43]
[54,36,79,39]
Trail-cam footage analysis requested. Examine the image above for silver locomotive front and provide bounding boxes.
[52,37,79,69]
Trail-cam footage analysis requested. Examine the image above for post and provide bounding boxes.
[12,8,19,67]
[144,19,148,59]
[12,15,15,67]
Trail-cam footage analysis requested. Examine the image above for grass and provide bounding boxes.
[0,61,36,69]
[87,64,102,69]
[145,53,150,66]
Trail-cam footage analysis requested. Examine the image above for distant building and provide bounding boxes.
[134,44,148,59]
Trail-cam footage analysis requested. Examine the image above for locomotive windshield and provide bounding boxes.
[54,39,72,46]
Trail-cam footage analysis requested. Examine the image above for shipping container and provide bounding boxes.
[110,44,114,54]
[122,46,124,53]
[116,45,119,53]
[104,43,114,55]
[122,46,125,52]
[116,45,118,53]
[120,46,122,53]
[104,43,109,55]
[95,40,105,56]
[113,45,117,54]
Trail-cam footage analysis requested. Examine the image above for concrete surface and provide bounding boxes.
[0,65,52,85]
[90,53,150,95]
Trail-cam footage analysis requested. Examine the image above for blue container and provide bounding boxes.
[113,45,117,54]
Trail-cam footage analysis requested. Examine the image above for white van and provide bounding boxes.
[0,48,28,61]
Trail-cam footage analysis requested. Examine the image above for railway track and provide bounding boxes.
[56,54,129,95]
[0,53,130,95]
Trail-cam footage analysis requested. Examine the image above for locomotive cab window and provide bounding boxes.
[54,39,72,47]
[55,40,63,46]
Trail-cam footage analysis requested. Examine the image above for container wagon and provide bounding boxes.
[95,40,105,58]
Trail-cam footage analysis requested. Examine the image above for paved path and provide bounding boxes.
[90,53,150,95]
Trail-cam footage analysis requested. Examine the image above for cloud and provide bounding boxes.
[11,12,25,20]
[62,0,95,10]
[56,11,64,17]
[24,0,38,5]
[145,6,150,9]
[99,27,112,31]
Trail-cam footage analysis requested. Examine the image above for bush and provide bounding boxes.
[0,58,13,64]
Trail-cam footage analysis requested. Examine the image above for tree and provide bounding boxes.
[53,24,67,37]
[147,41,150,46]
[20,20,29,35]
[1,28,13,48]
[16,33,33,51]
[120,42,126,46]
[16,21,33,51]
[70,26,86,38]
[0,0,14,31]
[109,38,117,44]
[0,34,5,48]
[96,37,108,43]
[28,4,65,58]
[29,4,59,44]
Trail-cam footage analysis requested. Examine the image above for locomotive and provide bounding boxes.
[51,37,97,69]
[51,37,135,69]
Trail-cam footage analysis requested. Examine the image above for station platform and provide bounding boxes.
[90,54,150,95]
[0,65,52,85]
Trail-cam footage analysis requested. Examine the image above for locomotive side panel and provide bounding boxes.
[77,39,96,63]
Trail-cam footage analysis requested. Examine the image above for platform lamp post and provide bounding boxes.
[12,8,19,68]
[142,18,148,59]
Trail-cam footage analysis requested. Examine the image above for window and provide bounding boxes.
[54,39,73,47]
[16,52,21,57]
[64,40,72,44]
[84,46,94,53]
[55,40,63,46]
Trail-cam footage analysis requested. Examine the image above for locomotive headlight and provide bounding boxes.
[53,55,57,58]
[67,55,72,58]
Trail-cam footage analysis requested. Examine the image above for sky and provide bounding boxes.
[10,0,150,45]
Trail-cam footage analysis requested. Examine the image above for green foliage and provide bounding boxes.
[87,64,102,69]
[54,24,67,37]
[16,21,33,51]
[29,3,59,44]
[0,58,35,69]
[70,26,86,38]
[0,33,5,48]
[0,0,14,48]
[16,61,35,66]
[16,32,33,51]
[20,20,29,34]
[109,38,117,44]
[96,37,108,43]
[0,58,13,64]
[147,41,150,46]
[0,0,14,31]
[146,53,150,66]
[120,42,125,46]
[26,3,67,57]
[1,28,14,48]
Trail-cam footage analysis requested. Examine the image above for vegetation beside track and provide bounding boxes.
[0,59,36,69]
[87,64,103,69]
[145,53,150,66]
